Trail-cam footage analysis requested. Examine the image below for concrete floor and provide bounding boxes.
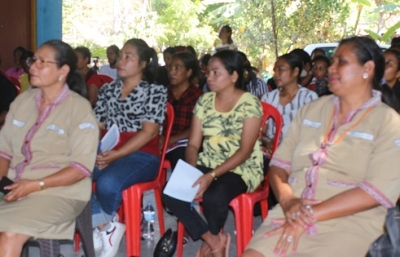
[25,190,263,257]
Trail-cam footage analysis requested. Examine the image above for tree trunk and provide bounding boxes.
[270,0,278,58]
[354,5,363,34]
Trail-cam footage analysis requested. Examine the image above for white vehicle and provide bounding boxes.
[304,42,391,59]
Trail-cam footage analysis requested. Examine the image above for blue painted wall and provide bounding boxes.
[36,0,62,47]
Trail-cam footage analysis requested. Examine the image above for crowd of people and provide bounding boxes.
[0,26,400,257]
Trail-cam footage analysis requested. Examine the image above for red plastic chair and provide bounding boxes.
[176,102,283,256]
[98,74,114,86]
[122,103,174,257]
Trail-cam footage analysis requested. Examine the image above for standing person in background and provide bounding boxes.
[215,25,238,52]
[92,38,167,257]
[5,46,26,79]
[99,45,119,80]
[156,47,176,87]
[75,46,103,106]
[383,48,400,103]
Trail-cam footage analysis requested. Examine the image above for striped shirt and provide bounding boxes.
[247,78,269,98]
[261,85,318,139]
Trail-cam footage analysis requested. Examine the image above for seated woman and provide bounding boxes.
[383,48,400,104]
[75,46,104,106]
[261,53,318,145]
[0,39,99,256]
[242,37,400,257]
[92,38,167,257]
[163,52,203,169]
[162,50,264,257]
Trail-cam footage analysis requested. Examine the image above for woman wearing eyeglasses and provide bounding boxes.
[0,39,99,256]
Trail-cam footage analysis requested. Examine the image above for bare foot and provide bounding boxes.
[196,241,211,257]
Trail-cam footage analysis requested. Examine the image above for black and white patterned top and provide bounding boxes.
[94,79,167,133]
[261,85,318,139]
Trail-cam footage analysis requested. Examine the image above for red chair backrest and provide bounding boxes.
[98,74,114,85]
[155,103,174,182]
[261,102,282,155]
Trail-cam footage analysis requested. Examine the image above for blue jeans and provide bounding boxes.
[92,151,160,228]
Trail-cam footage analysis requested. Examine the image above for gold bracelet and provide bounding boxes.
[209,171,217,180]
[38,180,45,190]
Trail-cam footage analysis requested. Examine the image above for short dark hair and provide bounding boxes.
[171,52,200,82]
[75,46,91,65]
[311,48,325,57]
[163,47,176,55]
[211,50,245,90]
[107,45,120,55]
[391,37,400,47]
[200,54,212,66]
[13,46,26,55]
[290,48,312,67]
[312,55,330,67]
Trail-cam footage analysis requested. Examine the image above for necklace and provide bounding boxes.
[322,106,374,147]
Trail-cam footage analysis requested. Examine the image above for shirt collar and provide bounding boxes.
[34,84,70,109]
[331,89,382,110]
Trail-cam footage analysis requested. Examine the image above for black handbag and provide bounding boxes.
[153,228,177,257]
[366,206,400,257]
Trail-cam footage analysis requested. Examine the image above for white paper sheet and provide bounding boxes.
[163,159,203,202]
[100,124,120,153]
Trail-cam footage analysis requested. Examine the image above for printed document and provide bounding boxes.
[163,159,203,202]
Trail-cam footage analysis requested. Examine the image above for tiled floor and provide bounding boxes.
[25,190,263,257]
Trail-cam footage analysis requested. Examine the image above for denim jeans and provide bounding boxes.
[92,151,160,228]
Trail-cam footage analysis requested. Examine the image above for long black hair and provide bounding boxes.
[220,25,233,44]
[339,36,399,111]
[237,51,258,91]
[124,39,158,84]
[212,50,246,90]
[42,40,86,97]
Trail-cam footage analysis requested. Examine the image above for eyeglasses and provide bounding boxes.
[26,57,59,68]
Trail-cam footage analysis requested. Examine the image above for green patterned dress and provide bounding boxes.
[194,92,264,192]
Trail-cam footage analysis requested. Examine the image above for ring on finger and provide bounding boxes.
[286,236,293,243]
[305,204,314,214]
[291,213,297,220]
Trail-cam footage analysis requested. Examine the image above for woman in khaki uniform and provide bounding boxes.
[0,40,99,256]
[243,37,400,257]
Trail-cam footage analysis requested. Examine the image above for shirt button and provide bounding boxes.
[24,160,28,163]
[25,141,29,144]
[307,184,312,187]
[313,161,318,166]
[35,122,39,126]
